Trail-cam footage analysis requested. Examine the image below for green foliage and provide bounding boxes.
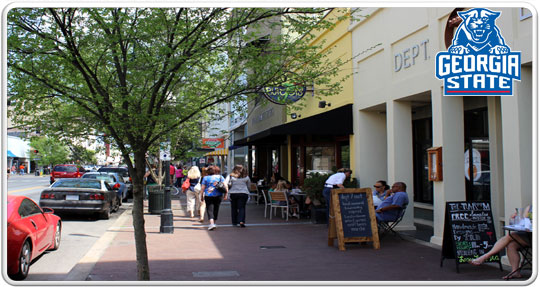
[68,144,98,165]
[343,177,358,188]
[302,172,330,206]
[29,136,70,167]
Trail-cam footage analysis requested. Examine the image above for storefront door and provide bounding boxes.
[464,106,491,201]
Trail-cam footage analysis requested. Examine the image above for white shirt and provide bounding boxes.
[325,172,346,186]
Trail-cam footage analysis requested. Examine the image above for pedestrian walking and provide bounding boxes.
[19,164,25,175]
[174,164,183,188]
[200,165,228,230]
[198,167,208,222]
[11,165,16,175]
[225,165,250,227]
[169,163,176,185]
[183,166,202,218]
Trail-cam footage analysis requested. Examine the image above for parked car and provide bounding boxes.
[7,195,61,280]
[50,164,86,185]
[97,166,132,198]
[82,172,127,204]
[39,178,118,219]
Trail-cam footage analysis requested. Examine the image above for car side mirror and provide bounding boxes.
[42,207,55,214]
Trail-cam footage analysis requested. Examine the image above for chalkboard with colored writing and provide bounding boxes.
[328,188,380,251]
[440,201,502,272]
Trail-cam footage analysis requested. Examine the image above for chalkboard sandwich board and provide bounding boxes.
[440,201,502,272]
[328,188,380,251]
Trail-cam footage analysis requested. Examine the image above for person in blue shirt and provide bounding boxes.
[375,182,409,222]
[200,165,228,231]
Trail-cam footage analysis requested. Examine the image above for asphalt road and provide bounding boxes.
[7,174,130,281]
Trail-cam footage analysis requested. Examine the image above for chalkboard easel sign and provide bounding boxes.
[328,188,380,251]
[440,201,503,272]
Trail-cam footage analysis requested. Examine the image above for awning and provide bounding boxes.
[7,150,16,158]
[234,104,353,146]
[204,149,229,156]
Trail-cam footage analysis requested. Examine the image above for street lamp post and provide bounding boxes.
[160,159,174,234]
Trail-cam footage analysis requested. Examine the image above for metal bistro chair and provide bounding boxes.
[248,183,261,205]
[269,191,298,221]
[378,204,408,240]
[260,189,272,218]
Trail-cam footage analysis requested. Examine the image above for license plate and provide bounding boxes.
[66,195,79,200]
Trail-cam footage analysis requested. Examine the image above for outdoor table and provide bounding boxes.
[502,225,532,279]
[289,191,307,217]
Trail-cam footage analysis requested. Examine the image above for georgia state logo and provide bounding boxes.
[436,8,521,96]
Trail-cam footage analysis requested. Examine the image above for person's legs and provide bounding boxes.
[205,196,215,228]
[322,187,331,220]
[238,194,248,226]
[471,233,514,265]
[504,241,523,278]
[186,190,196,217]
[212,196,222,221]
[230,193,239,225]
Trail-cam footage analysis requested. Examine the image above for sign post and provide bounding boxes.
[328,188,380,251]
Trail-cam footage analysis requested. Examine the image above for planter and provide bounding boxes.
[310,206,327,224]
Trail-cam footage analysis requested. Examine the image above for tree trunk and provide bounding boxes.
[132,151,150,280]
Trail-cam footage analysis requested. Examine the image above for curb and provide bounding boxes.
[64,208,131,281]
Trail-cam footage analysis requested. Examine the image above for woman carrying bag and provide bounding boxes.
[200,165,228,230]
[225,165,251,227]
[182,166,202,218]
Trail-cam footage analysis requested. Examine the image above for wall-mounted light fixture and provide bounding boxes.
[290,113,301,119]
[318,101,331,108]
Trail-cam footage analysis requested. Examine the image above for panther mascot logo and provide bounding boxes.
[449,8,510,55]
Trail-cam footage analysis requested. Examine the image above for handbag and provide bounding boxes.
[226,175,233,189]
[181,178,190,191]
[194,177,202,192]
[215,179,227,193]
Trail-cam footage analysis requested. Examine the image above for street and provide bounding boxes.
[7,174,130,281]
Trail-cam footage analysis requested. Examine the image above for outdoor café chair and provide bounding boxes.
[269,191,298,221]
[248,183,261,205]
[378,204,407,240]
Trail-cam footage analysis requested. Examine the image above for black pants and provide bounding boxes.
[230,193,248,224]
[204,196,222,221]
[175,177,183,187]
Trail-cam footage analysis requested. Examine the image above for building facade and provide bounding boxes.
[350,7,533,245]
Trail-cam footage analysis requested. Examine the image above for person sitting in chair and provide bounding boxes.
[375,182,408,222]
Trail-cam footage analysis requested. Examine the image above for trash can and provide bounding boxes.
[147,185,164,214]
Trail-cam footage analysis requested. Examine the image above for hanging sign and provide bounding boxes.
[262,83,306,105]
[202,138,224,149]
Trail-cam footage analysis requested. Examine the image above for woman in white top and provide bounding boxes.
[322,168,352,220]
[225,165,251,227]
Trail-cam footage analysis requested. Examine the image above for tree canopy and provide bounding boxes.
[8,7,354,280]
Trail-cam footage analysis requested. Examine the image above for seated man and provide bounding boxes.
[375,182,408,222]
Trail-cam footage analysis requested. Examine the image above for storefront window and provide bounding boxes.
[413,117,433,204]
[464,104,490,201]
[306,146,335,176]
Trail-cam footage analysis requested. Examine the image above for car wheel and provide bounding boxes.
[49,222,61,251]
[99,208,110,220]
[13,241,31,280]
[112,197,120,212]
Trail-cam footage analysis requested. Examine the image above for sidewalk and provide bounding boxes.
[71,194,532,283]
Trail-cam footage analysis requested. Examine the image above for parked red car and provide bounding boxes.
[7,195,61,280]
[50,164,86,185]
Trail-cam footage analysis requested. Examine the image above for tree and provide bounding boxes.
[8,8,355,280]
[29,136,70,167]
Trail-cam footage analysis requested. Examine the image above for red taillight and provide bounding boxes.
[129,177,132,183]
[77,172,81,178]
[41,193,55,199]
[89,194,105,200]
[113,183,121,189]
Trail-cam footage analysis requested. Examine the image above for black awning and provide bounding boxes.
[234,104,353,146]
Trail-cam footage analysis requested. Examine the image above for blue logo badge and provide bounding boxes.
[435,8,521,96]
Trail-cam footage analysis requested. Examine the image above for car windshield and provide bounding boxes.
[52,180,101,189]
[99,168,129,177]
[54,165,77,172]
[83,174,115,183]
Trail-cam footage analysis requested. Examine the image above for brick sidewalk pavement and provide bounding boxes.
[73,195,531,283]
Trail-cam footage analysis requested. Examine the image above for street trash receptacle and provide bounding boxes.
[147,185,164,214]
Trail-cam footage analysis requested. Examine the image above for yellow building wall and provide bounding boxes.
[288,9,354,122]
